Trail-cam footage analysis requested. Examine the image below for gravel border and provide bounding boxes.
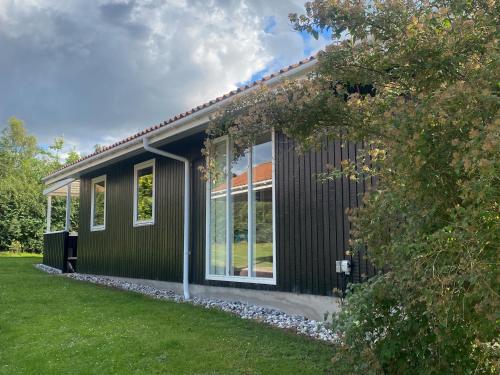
[34,264,337,343]
[34,263,62,274]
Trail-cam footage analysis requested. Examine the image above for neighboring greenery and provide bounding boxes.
[0,117,79,252]
[137,170,154,221]
[92,179,106,226]
[232,200,273,244]
[0,256,334,374]
[207,1,499,373]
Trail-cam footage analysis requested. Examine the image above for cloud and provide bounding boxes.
[0,0,329,155]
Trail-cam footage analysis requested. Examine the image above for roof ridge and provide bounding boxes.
[49,54,318,176]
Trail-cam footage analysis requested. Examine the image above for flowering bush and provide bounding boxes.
[207,1,499,373]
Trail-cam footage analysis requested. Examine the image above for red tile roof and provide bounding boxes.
[47,54,318,178]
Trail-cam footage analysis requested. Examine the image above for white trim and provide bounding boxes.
[65,182,72,231]
[133,159,156,227]
[43,178,76,195]
[42,59,317,186]
[247,146,254,278]
[90,175,107,231]
[205,136,228,278]
[205,275,277,285]
[44,230,66,235]
[226,139,232,275]
[45,198,70,234]
[46,195,52,233]
[45,179,77,233]
[205,133,277,285]
[205,163,212,280]
[271,130,277,282]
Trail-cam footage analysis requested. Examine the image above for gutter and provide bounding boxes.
[143,137,191,300]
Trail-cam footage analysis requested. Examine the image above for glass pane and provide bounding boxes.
[93,180,105,226]
[251,134,273,278]
[137,166,153,221]
[231,150,249,276]
[50,195,67,231]
[210,140,227,276]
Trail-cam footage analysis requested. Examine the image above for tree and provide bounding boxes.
[0,117,48,251]
[65,148,80,164]
[206,1,498,373]
[49,136,64,164]
[0,117,37,156]
[0,117,78,252]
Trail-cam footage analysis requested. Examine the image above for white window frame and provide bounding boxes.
[133,159,156,227]
[205,132,276,285]
[90,175,107,231]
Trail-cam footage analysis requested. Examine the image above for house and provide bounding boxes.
[42,55,376,319]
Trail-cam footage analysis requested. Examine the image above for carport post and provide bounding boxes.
[65,182,72,231]
[46,195,52,233]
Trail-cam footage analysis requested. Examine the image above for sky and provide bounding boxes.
[0,0,330,156]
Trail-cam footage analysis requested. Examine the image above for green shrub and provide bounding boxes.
[207,1,499,372]
[0,117,76,252]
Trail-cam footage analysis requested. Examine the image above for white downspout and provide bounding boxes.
[143,138,191,300]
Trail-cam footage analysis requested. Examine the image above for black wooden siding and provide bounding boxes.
[78,153,185,281]
[77,132,375,295]
[43,231,67,270]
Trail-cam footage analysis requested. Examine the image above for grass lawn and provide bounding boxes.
[0,256,334,374]
[0,251,42,258]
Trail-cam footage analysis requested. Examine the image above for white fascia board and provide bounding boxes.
[43,178,76,195]
[42,59,317,186]
[42,111,212,186]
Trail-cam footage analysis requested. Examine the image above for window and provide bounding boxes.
[134,159,155,226]
[206,133,275,284]
[91,175,106,231]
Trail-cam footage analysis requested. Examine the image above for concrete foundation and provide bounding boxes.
[109,276,341,321]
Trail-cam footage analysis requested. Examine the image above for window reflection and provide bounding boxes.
[231,150,249,276]
[251,135,273,278]
[93,180,105,227]
[207,133,274,281]
[210,140,227,276]
[137,166,153,222]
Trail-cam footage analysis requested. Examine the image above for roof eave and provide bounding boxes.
[42,57,318,186]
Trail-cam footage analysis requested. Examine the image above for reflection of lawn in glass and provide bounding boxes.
[211,242,273,275]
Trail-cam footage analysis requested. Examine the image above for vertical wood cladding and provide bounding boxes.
[274,133,374,294]
[77,132,375,295]
[43,231,67,270]
[189,132,375,295]
[78,153,184,281]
